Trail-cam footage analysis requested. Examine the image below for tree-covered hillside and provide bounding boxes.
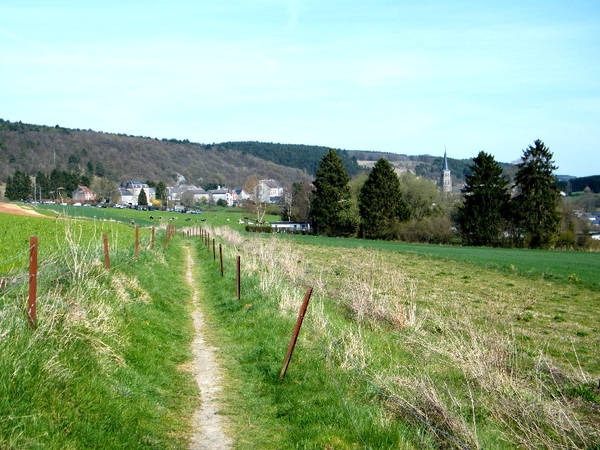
[351,150,517,184]
[558,175,600,193]
[217,141,362,177]
[0,119,312,188]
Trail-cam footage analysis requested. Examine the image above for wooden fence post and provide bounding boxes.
[279,286,314,379]
[151,226,155,249]
[212,238,216,260]
[28,236,38,328]
[103,233,110,270]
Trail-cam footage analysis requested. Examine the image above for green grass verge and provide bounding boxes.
[0,231,197,448]
[0,213,152,273]
[191,238,425,449]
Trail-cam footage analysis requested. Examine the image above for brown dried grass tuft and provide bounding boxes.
[388,375,480,449]
[338,250,417,329]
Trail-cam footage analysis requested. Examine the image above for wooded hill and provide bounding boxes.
[0,119,314,189]
[351,150,519,185]
[2,118,592,191]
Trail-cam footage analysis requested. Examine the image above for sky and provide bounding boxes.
[1,1,599,177]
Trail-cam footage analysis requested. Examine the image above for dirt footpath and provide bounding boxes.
[186,247,233,449]
[0,202,47,217]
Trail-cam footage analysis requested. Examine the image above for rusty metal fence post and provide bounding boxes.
[236,255,241,300]
[135,226,139,260]
[279,286,314,379]
[28,236,38,328]
[103,233,110,270]
[219,244,223,276]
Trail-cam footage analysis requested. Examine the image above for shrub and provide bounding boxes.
[245,225,272,233]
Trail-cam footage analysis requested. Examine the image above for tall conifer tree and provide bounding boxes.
[457,151,510,246]
[358,158,410,239]
[138,188,148,206]
[511,140,561,248]
[311,149,354,236]
[5,170,32,201]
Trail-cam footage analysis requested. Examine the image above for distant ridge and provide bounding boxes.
[0,119,313,188]
[0,119,595,189]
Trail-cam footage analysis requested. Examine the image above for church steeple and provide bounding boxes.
[440,148,452,194]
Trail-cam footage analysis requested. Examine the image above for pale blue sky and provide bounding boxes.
[1,1,598,176]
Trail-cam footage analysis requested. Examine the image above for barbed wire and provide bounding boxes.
[0,245,33,268]
[0,275,29,297]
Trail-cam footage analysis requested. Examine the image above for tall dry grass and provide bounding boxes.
[206,228,599,448]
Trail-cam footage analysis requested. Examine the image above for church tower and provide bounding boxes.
[440,149,452,194]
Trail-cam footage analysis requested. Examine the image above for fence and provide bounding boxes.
[184,224,473,449]
[1,221,473,448]
[1,225,161,328]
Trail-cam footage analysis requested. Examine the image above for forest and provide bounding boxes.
[0,119,312,189]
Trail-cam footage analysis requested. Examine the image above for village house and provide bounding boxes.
[258,179,284,203]
[167,185,200,203]
[209,187,233,206]
[232,189,250,206]
[72,186,95,202]
[116,181,155,206]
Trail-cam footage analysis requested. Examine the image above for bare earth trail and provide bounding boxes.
[186,246,233,449]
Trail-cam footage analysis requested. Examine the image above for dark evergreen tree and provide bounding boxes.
[311,149,355,236]
[457,151,510,246]
[35,171,51,200]
[94,161,105,177]
[511,140,561,248]
[67,153,80,172]
[4,174,13,200]
[155,181,167,205]
[86,161,94,178]
[358,159,410,239]
[138,188,148,206]
[80,174,91,188]
[5,170,32,200]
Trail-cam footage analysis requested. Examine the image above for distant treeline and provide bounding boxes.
[558,176,600,193]
[216,141,362,177]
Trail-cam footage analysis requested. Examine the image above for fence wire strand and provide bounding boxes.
[0,245,33,268]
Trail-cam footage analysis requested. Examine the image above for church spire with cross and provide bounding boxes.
[440,147,452,194]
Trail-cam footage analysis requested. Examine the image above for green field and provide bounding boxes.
[200,227,600,448]
[30,203,281,228]
[1,209,599,448]
[286,234,600,290]
[0,212,151,273]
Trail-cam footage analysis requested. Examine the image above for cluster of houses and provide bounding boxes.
[72,179,286,208]
[575,210,600,240]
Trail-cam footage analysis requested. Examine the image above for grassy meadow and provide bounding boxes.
[30,202,281,228]
[0,213,198,448]
[196,226,600,449]
[1,206,599,448]
[0,212,151,273]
